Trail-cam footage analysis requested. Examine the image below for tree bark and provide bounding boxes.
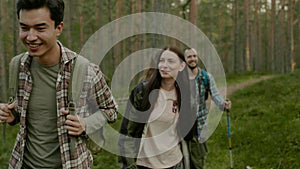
[66,0,73,48]
[244,0,251,71]
[254,0,262,71]
[0,0,8,101]
[264,0,270,71]
[289,0,295,72]
[298,0,300,69]
[13,0,18,56]
[79,0,84,47]
[278,0,287,73]
[233,0,239,72]
[190,0,198,25]
[271,0,275,72]
[114,0,122,68]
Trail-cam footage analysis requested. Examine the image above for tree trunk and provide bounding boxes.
[264,0,270,71]
[114,0,122,68]
[289,0,295,72]
[0,0,8,102]
[254,0,262,71]
[217,4,226,71]
[233,0,239,72]
[190,0,197,25]
[298,0,300,69]
[130,0,135,82]
[244,0,251,71]
[66,0,73,48]
[135,0,142,57]
[13,0,18,56]
[79,0,84,47]
[271,0,275,72]
[105,0,115,73]
[208,2,213,41]
[278,0,287,73]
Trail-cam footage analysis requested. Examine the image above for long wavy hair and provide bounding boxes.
[140,46,195,139]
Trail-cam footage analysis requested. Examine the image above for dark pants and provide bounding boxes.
[186,136,208,169]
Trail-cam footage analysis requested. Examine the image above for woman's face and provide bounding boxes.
[158,50,185,80]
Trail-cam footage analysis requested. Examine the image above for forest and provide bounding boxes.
[0,1,300,168]
[0,0,300,101]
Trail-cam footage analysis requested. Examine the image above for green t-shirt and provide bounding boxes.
[23,58,62,168]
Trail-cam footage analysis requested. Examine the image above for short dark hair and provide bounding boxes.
[16,0,64,27]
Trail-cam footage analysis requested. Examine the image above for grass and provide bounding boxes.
[1,71,299,169]
[0,124,18,169]
[205,70,300,169]
[225,71,272,85]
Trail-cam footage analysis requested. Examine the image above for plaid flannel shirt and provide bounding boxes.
[194,68,225,142]
[9,41,118,169]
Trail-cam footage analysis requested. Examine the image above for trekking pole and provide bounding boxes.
[226,109,233,169]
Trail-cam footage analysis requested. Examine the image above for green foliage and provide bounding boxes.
[92,149,119,169]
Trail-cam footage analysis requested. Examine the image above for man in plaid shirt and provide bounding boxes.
[184,48,231,169]
[0,0,117,168]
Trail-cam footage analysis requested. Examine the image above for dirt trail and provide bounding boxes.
[226,75,274,96]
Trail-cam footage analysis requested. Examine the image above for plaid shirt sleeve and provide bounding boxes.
[87,63,118,122]
[208,73,225,110]
[81,63,118,139]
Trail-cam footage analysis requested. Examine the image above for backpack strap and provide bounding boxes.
[201,69,210,100]
[9,54,23,101]
[68,55,89,105]
[67,55,89,155]
[3,54,24,143]
[201,69,209,88]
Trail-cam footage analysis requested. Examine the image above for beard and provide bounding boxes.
[188,65,197,70]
